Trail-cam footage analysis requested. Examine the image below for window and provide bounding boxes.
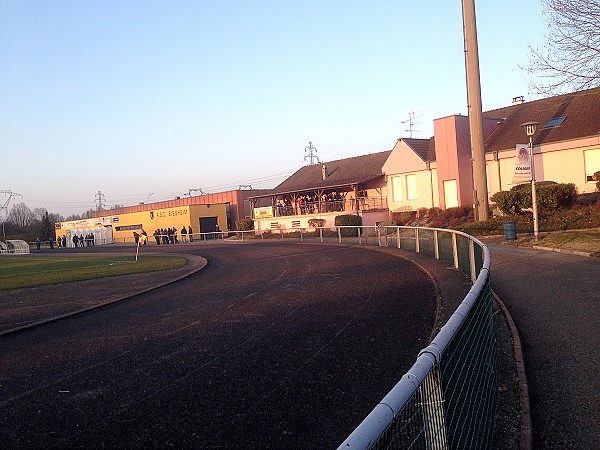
[406,174,417,200]
[584,149,600,182]
[392,176,403,202]
[543,116,566,129]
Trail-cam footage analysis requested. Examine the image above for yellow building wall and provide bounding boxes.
[56,203,229,242]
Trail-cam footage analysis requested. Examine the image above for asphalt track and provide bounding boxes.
[0,242,471,449]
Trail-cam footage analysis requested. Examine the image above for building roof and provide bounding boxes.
[483,87,600,152]
[271,150,392,195]
[403,138,430,161]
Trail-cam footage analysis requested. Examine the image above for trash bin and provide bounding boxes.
[503,221,517,241]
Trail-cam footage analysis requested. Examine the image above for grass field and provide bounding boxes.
[0,255,187,290]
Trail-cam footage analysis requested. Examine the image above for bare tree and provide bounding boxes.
[528,0,600,94]
[7,202,35,229]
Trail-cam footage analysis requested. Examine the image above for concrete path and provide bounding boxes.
[484,238,600,450]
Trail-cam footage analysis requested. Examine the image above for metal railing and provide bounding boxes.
[216,225,496,449]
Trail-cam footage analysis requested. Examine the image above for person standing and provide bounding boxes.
[181,226,187,243]
[36,238,41,251]
[188,226,193,243]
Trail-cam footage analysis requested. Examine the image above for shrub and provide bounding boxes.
[391,210,416,225]
[307,218,325,228]
[593,171,600,191]
[334,214,362,237]
[491,190,522,214]
[236,219,254,231]
[575,192,600,206]
[493,181,577,213]
[417,207,428,218]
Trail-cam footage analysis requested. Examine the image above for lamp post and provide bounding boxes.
[521,121,539,240]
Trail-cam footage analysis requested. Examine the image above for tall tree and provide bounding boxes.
[528,0,600,94]
[7,202,35,230]
[40,211,53,240]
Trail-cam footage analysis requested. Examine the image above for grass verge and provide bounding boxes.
[504,229,600,255]
[0,255,187,290]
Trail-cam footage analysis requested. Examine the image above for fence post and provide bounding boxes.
[358,227,362,245]
[422,367,449,450]
[434,230,439,260]
[397,227,401,249]
[338,227,342,243]
[415,228,420,253]
[469,239,477,282]
[319,227,323,243]
[452,232,459,269]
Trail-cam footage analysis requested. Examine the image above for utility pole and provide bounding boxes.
[95,190,106,211]
[1,190,23,236]
[304,141,320,165]
[462,0,489,221]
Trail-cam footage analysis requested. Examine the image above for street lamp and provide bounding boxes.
[521,121,539,240]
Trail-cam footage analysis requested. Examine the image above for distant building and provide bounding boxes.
[55,189,270,246]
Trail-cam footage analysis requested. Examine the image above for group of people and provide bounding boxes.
[152,226,194,245]
[276,191,345,216]
[73,233,95,247]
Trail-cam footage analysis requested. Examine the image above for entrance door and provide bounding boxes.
[199,217,219,238]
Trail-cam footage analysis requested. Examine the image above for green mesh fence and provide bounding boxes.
[339,228,497,450]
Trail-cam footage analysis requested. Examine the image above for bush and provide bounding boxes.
[236,219,254,231]
[593,171,600,191]
[492,181,577,213]
[391,210,416,225]
[334,214,362,237]
[575,192,600,206]
[491,190,522,214]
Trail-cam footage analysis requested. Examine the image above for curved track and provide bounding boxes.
[0,243,438,449]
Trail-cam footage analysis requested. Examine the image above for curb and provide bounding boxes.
[493,290,532,450]
[530,245,594,257]
[0,255,208,338]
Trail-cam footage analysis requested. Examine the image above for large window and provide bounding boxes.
[392,176,403,202]
[584,149,600,182]
[406,174,417,200]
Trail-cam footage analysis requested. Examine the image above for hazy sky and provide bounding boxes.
[1,1,546,217]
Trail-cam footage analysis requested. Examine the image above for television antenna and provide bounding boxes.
[401,111,423,138]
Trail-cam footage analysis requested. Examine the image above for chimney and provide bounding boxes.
[512,96,525,105]
[321,164,328,181]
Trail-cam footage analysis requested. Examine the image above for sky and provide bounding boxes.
[0,0,547,217]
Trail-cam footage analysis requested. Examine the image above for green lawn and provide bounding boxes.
[0,255,187,290]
